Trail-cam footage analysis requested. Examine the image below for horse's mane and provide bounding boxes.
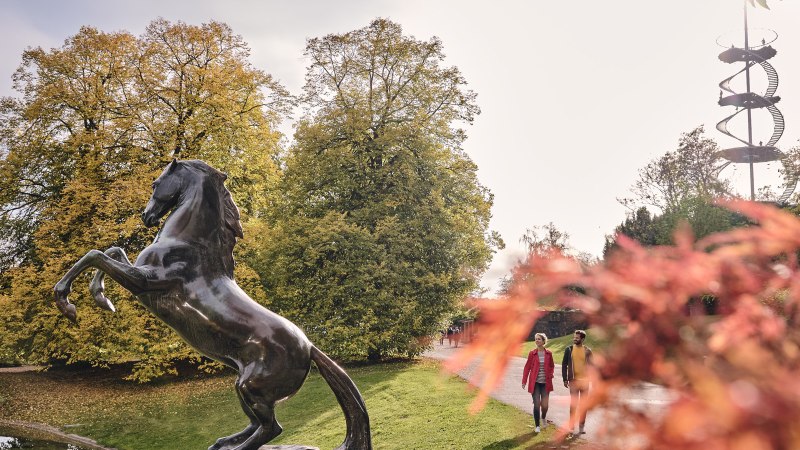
[182,160,243,278]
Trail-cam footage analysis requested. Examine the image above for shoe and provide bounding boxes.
[535,426,540,433]
[579,428,586,435]
[540,421,548,429]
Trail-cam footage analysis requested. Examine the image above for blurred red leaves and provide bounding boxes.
[447,200,800,448]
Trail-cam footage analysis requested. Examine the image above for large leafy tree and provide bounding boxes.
[257,19,501,360]
[606,127,745,257]
[0,20,288,379]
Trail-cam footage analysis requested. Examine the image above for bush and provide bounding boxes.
[449,200,800,449]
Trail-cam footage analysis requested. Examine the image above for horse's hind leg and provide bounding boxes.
[208,389,259,450]
[89,247,133,312]
[229,365,288,450]
[230,401,280,450]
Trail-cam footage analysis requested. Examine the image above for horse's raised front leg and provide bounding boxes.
[54,250,151,323]
[88,247,134,313]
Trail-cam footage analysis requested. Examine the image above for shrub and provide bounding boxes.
[448,200,800,449]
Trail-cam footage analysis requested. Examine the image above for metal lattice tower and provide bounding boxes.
[716,1,796,203]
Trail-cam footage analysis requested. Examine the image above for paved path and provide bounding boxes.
[0,365,41,373]
[423,342,674,442]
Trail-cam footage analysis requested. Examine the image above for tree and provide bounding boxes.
[602,207,658,258]
[0,21,288,379]
[607,127,744,257]
[603,200,749,258]
[258,19,501,361]
[521,222,571,257]
[621,126,729,214]
[499,223,595,298]
[777,144,800,208]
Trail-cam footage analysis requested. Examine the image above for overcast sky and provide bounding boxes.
[2,0,799,295]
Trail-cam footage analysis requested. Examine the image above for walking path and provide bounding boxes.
[0,365,41,373]
[423,342,674,442]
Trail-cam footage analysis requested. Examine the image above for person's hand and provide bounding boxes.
[521,383,525,389]
[564,380,569,388]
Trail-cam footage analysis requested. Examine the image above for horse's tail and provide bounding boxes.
[310,346,372,450]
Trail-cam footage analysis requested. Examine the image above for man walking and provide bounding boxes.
[562,329,592,435]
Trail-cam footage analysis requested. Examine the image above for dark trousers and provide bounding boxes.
[569,381,589,430]
[531,382,549,426]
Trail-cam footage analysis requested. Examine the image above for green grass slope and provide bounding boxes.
[0,360,556,449]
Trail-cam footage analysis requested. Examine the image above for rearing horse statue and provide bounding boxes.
[54,159,371,450]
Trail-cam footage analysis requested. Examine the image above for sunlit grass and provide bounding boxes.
[0,360,555,449]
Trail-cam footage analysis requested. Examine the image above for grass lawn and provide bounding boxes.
[521,329,605,363]
[0,360,560,449]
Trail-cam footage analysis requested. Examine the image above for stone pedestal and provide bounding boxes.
[259,446,319,450]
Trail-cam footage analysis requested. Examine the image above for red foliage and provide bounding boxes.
[446,201,800,449]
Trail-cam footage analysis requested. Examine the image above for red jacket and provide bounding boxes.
[522,348,555,393]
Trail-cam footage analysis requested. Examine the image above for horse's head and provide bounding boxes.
[142,159,186,227]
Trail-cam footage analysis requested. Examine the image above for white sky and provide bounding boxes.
[1,0,799,295]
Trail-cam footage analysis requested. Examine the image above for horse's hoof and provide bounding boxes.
[208,443,236,450]
[59,303,77,323]
[208,438,237,450]
[94,294,116,312]
[54,285,77,322]
[208,437,231,450]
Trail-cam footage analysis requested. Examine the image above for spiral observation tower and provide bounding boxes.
[716,2,796,203]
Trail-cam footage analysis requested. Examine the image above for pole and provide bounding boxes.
[744,0,756,201]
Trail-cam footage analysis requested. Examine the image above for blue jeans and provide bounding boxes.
[531,382,549,426]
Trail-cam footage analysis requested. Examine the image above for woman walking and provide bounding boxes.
[522,333,555,432]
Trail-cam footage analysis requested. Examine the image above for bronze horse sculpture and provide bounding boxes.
[54,159,371,450]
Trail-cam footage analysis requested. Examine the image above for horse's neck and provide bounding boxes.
[158,185,223,242]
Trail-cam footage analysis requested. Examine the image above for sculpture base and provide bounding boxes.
[259,446,319,450]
